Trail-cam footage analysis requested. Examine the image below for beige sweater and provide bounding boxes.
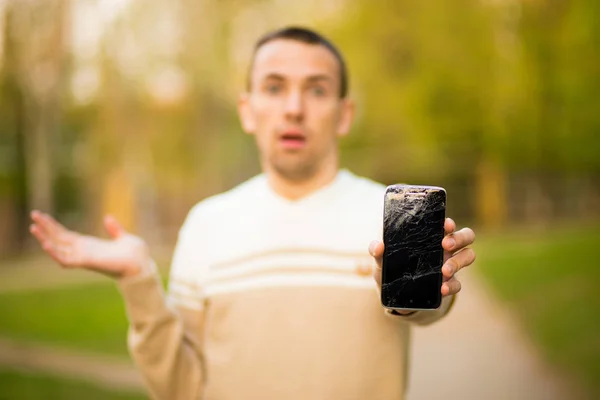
[118,170,454,400]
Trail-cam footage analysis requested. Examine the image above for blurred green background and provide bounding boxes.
[0,0,598,399]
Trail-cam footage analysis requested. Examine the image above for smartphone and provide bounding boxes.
[381,184,446,310]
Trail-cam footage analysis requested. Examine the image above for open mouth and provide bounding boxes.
[279,131,307,149]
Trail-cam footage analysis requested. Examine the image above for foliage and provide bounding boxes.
[0,1,598,250]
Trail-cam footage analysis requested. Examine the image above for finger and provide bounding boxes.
[368,240,384,268]
[30,224,49,248]
[103,215,125,239]
[373,264,382,288]
[30,210,42,221]
[442,247,476,278]
[30,224,67,266]
[443,227,475,253]
[441,277,461,297]
[33,212,67,238]
[44,215,78,248]
[30,223,68,251]
[369,240,384,290]
[444,217,456,236]
[30,210,48,232]
[43,213,67,235]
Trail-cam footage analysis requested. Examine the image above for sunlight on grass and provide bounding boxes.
[0,283,131,356]
[0,368,147,400]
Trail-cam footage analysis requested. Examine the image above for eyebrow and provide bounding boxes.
[262,73,285,82]
[260,73,334,84]
[306,74,333,84]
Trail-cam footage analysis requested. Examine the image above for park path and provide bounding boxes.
[406,267,587,400]
[0,337,144,393]
[0,255,147,395]
[0,255,590,399]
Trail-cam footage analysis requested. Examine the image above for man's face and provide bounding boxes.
[239,39,353,181]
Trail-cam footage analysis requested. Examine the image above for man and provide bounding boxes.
[30,27,476,400]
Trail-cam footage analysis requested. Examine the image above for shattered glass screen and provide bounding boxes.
[381,186,445,309]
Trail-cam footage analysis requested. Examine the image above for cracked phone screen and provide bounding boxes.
[381,185,445,310]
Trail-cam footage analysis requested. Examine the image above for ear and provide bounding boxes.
[336,98,355,138]
[238,92,256,135]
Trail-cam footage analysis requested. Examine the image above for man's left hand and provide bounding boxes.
[369,217,476,297]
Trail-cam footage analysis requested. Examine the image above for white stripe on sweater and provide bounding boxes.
[205,272,375,297]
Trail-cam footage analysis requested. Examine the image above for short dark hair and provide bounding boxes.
[247,26,349,98]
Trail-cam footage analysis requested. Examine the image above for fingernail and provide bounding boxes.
[446,238,455,249]
[368,241,377,256]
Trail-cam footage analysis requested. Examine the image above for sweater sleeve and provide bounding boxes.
[117,204,209,400]
[117,261,206,400]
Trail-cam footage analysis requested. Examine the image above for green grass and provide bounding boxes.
[0,368,147,400]
[0,282,131,356]
[476,222,599,398]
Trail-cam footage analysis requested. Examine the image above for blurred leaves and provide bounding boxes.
[0,0,598,252]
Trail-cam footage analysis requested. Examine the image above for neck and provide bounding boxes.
[266,161,340,201]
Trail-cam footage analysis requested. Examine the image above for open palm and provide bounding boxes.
[29,211,149,279]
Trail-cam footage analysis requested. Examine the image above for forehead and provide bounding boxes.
[251,39,340,83]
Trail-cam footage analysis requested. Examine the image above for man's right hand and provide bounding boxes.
[29,210,150,280]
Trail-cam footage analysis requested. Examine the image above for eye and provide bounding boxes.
[265,84,282,95]
[309,86,326,97]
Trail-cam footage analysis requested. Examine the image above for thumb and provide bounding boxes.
[369,240,384,290]
[369,240,384,269]
[103,215,125,239]
[369,240,384,258]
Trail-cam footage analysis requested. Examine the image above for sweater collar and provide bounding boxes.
[260,169,351,206]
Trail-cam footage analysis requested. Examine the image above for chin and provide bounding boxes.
[272,161,318,182]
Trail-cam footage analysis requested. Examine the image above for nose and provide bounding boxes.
[284,90,304,122]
